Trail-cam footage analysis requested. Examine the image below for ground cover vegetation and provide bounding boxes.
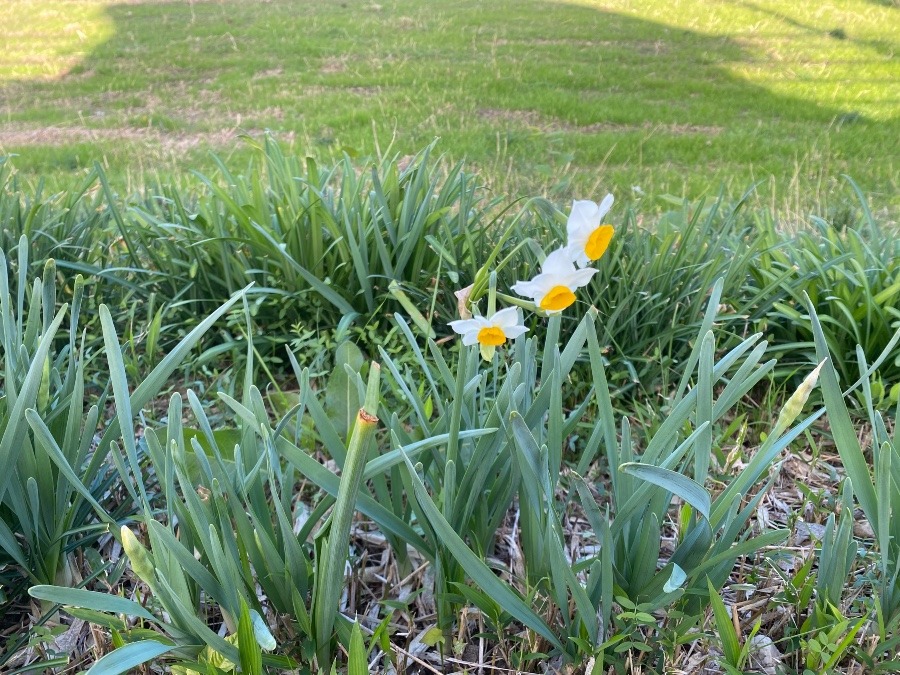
[1,0,898,210]
[0,140,899,673]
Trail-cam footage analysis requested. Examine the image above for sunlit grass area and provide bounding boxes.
[578,0,899,122]
[0,0,897,207]
[0,0,114,80]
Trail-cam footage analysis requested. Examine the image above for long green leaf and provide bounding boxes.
[675,278,724,402]
[100,304,151,509]
[694,331,714,486]
[690,529,789,579]
[365,429,496,478]
[0,306,66,502]
[25,409,115,526]
[707,579,741,667]
[95,288,247,457]
[86,640,175,675]
[805,294,879,529]
[238,598,263,675]
[276,436,430,558]
[621,463,710,521]
[348,622,368,675]
[314,364,381,666]
[28,586,157,623]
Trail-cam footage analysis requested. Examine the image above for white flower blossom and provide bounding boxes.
[511,248,597,314]
[565,194,615,268]
[448,306,528,359]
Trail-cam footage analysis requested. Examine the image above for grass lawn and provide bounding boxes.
[0,0,898,208]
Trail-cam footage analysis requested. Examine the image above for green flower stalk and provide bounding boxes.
[313,363,381,668]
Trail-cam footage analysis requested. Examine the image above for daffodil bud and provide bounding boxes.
[773,360,826,437]
[121,526,155,583]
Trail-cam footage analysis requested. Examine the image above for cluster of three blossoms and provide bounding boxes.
[449,195,615,358]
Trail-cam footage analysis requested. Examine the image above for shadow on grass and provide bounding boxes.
[0,0,896,193]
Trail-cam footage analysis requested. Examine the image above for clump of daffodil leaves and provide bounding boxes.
[450,195,615,360]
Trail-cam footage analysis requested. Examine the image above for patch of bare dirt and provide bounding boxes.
[319,56,348,75]
[0,124,261,152]
[252,67,284,79]
[298,84,383,97]
[478,108,723,136]
[492,38,670,54]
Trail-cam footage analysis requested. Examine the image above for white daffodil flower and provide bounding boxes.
[448,306,528,360]
[566,194,615,268]
[511,248,597,314]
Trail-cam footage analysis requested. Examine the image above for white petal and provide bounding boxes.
[511,279,540,299]
[566,226,589,253]
[541,248,577,277]
[505,324,529,338]
[490,306,521,328]
[596,193,614,219]
[513,274,557,300]
[565,243,591,268]
[448,317,488,335]
[564,267,598,290]
[567,200,601,236]
[461,331,480,346]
